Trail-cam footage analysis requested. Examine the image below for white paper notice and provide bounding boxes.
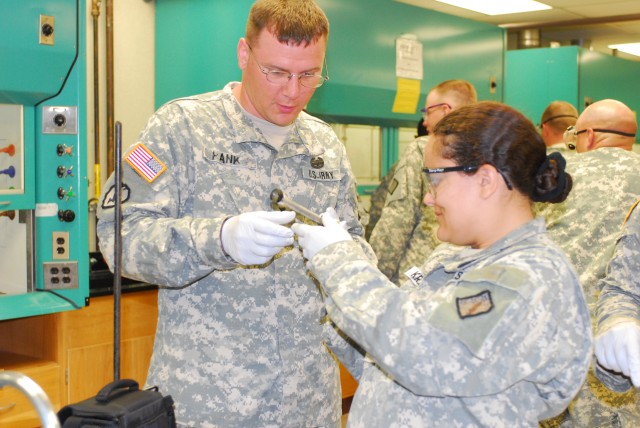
[396,35,423,80]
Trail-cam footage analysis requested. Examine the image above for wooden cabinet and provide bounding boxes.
[0,290,158,427]
[60,290,157,404]
[0,288,357,426]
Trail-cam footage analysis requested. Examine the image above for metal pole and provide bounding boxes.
[113,121,123,381]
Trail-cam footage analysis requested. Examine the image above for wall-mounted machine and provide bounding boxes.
[0,0,88,320]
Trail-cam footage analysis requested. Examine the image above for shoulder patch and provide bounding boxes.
[384,167,407,205]
[101,184,131,209]
[125,143,167,183]
[428,266,525,356]
[457,290,493,319]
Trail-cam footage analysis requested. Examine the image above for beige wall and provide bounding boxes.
[85,0,155,249]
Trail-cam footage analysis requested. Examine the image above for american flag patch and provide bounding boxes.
[125,143,167,183]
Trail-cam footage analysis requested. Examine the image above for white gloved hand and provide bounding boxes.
[595,322,640,388]
[221,211,295,265]
[291,207,352,260]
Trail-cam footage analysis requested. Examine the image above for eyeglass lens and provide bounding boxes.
[248,44,327,88]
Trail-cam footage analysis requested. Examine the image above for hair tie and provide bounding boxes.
[534,152,567,202]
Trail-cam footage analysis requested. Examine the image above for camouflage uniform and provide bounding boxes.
[547,143,572,154]
[96,83,369,427]
[594,201,640,394]
[364,162,397,241]
[536,148,640,427]
[307,218,592,427]
[368,137,439,284]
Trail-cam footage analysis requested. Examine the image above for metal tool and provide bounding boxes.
[270,188,322,224]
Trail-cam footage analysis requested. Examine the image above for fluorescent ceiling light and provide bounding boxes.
[608,43,640,57]
[435,0,551,16]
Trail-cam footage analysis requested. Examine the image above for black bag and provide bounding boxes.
[57,378,176,427]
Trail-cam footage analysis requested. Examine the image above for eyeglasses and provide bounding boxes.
[563,125,636,150]
[537,114,577,129]
[420,103,451,119]
[422,165,479,196]
[422,164,513,196]
[247,44,329,89]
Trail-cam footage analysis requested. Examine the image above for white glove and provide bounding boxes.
[595,322,640,388]
[291,207,351,260]
[221,211,295,265]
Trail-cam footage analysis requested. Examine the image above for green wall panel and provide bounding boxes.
[155,0,250,104]
[506,46,640,145]
[505,46,579,124]
[155,0,504,126]
[0,0,78,105]
[579,49,640,117]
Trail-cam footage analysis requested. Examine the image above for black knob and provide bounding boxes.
[42,23,54,37]
[58,209,75,223]
[53,114,66,127]
[57,165,65,178]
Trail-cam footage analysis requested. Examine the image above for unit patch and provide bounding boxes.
[456,290,493,319]
[101,183,131,209]
[125,143,167,183]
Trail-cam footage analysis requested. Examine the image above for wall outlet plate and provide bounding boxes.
[43,261,78,290]
[52,231,69,260]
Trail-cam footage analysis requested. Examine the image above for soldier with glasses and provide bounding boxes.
[97,0,371,426]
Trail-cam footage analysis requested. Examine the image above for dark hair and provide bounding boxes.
[416,119,428,137]
[246,0,329,47]
[432,101,572,203]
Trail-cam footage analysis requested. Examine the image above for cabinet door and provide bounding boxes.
[66,336,154,404]
[66,343,113,403]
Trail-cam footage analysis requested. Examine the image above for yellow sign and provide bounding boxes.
[392,78,421,114]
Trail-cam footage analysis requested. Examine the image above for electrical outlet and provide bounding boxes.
[52,231,69,260]
[39,15,55,46]
[43,261,78,290]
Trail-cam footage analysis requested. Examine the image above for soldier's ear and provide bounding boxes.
[238,38,250,70]
[477,164,500,199]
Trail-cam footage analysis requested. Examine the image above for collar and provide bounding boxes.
[220,82,326,159]
[440,217,546,272]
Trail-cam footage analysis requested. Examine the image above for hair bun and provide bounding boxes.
[532,152,572,203]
